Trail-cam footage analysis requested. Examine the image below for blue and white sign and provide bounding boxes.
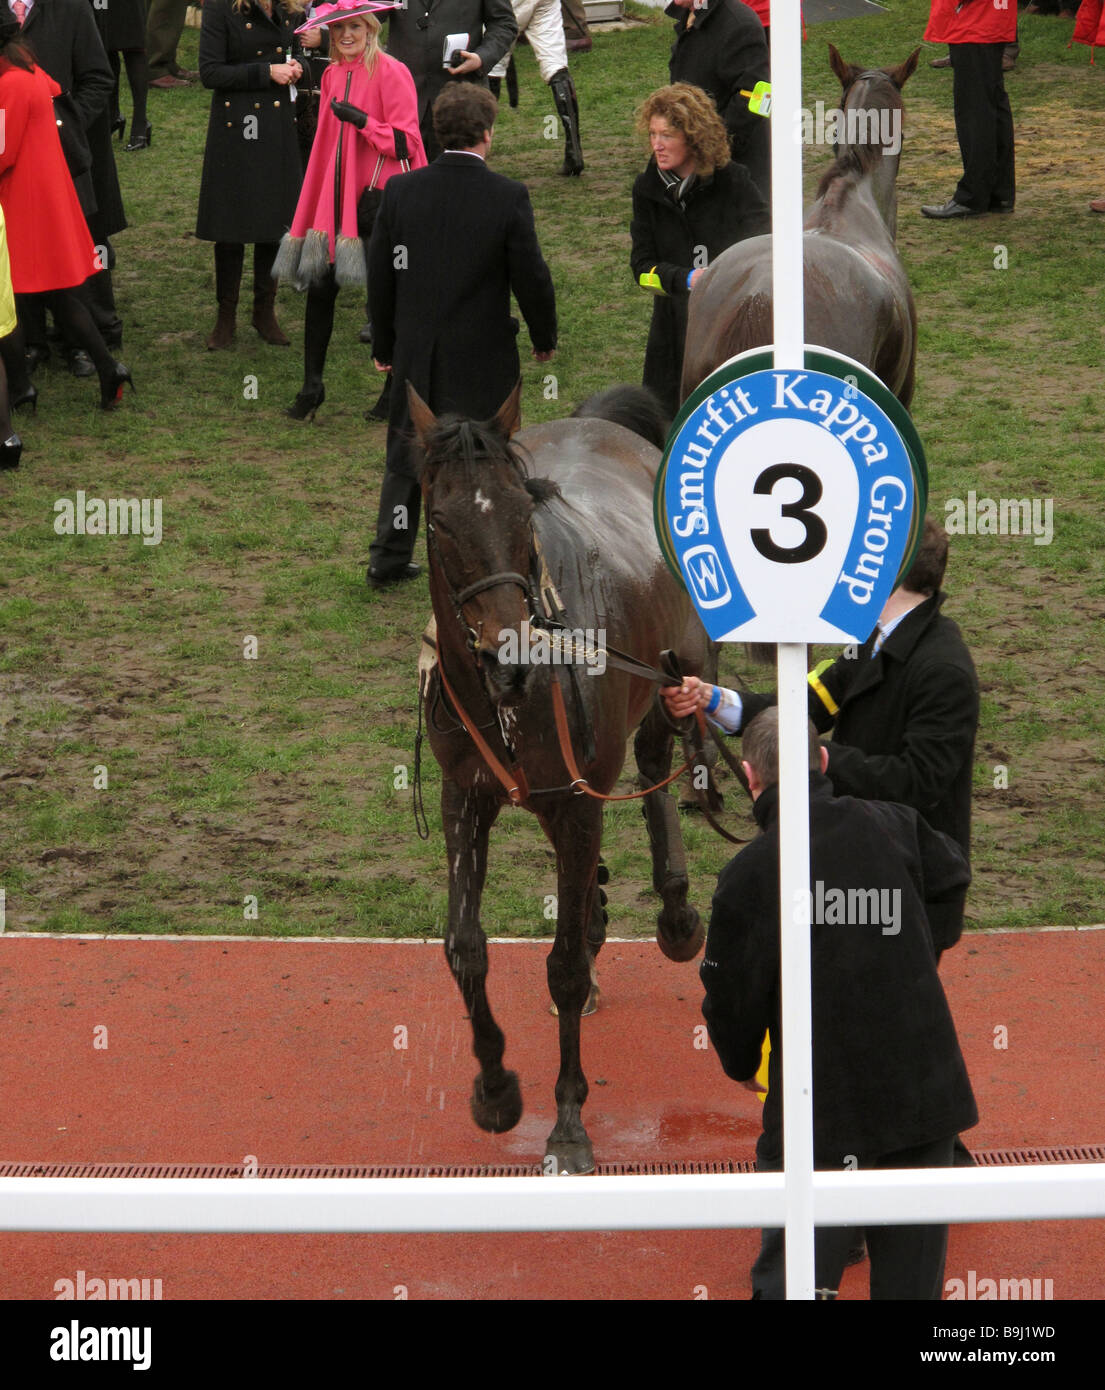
[661,367,915,644]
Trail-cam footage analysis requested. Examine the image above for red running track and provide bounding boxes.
[0,930,1101,1300]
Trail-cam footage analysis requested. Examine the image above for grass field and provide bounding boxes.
[1,0,1103,938]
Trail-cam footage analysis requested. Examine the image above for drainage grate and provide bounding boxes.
[1,1147,1102,1180]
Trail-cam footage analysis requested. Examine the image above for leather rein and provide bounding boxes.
[416,514,751,842]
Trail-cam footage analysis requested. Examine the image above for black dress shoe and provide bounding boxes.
[358,322,373,344]
[921,199,984,219]
[989,198,1015,213]
[68,349,96,377]
[366,561,421,589]
[25,345,50,373]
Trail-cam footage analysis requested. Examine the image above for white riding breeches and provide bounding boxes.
[489,0,569,84]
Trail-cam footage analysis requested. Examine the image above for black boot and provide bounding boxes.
[288,269,338,419]
[207,242,243,350]
[549,68,583,177]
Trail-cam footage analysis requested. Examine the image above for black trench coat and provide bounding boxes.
[21,0,126,239]
[195,0,304,244]
[629,158,768,417]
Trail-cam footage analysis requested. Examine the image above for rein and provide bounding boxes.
[415,439,750,837]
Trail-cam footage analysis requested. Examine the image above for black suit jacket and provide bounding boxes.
[368,152,557,475]
[666,0,771,199]
[22,0,125,237]
[384,0,516,151]
[741,593,979,952]
[702,775,977,1164]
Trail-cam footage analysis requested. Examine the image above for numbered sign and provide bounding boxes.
[657,365,915,644]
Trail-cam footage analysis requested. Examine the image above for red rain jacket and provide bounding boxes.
[1072,0,1105,58]
[924,0,1017,45]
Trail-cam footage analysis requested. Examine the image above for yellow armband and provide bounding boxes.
[807,658,839,717]
[739,81,772,118]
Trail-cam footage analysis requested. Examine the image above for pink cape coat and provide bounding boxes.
[290,51,426,259]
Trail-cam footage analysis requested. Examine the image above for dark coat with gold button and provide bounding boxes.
[195,0,304,243]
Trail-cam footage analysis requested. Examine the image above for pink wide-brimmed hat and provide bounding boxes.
[294,0,398,35]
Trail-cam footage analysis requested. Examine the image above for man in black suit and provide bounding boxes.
[702,709,977,1299]
[662,517,979,957]
[384,0,517,161]
[366,83,557,588]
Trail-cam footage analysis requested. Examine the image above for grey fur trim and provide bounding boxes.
[333,235,367,288]
[270,233,305,288]
[296,228,332,291]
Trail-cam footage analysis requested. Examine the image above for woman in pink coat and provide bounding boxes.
[273,0,426,419]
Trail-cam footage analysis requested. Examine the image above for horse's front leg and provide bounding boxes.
[635,703,704,963]
[542,795,603,1175]
[441,776,522,1134]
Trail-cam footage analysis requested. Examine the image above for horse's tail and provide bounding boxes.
[571,385,670,451]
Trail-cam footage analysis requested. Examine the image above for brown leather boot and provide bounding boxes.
[251,242,289,346]
[206,303,237,350]
[206,242,242,350]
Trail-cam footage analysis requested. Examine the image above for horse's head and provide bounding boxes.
[826,44,920,164]
[819,45,921,240]
[411,382,558,709]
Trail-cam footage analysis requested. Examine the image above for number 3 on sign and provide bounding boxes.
[750,463,827,564]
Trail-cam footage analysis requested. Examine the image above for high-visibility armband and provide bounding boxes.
[807,658,839,717]
[638,267,665,295]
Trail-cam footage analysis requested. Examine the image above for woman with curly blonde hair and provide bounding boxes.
[630,82,768,417]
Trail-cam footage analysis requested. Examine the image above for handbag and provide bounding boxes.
[355,133,411,239]
[52,92,92,182]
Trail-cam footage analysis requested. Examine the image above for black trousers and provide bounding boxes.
[369,468,422,575]
[750,1133,956,1300]
[950,43,1015,210]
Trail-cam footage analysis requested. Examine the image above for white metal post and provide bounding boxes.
[771,2,817,1300]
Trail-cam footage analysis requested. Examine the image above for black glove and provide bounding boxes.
[331,97,367,129]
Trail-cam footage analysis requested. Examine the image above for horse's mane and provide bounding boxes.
[814,140,880,204]
[419,412,562,506]
[571,385,670,451]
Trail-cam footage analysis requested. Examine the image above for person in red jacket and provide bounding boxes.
[0,22,133,409]
[920,0,1016,218]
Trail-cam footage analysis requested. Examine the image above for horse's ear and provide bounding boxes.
[407,383,437,448]
[886,47,922,91]
[827,43,863,93]
[489,379,523,440]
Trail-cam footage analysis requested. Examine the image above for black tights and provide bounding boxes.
[109,49,149,133]
[17,290,116,385]
[301,268,340,391]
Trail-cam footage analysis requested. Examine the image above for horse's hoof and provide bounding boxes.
[549,984,600,1017]
[470,1070,523,1134]
[543,1140,596,1176]
[657,905,705,963]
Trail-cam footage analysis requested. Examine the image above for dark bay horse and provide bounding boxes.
[414,383,708,1175]
[681,45,921,407]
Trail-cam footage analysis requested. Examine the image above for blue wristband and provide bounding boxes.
[705,685,721,714]
[686,270,694,290]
